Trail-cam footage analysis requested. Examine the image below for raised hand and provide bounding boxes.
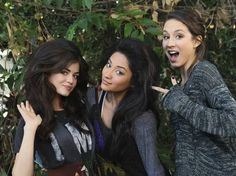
[17,100,42,131]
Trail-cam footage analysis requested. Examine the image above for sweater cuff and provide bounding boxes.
[162,85,189,113]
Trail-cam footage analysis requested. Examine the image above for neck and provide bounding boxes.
[52,95,64,111]
[180,60,199,85]
[106,91,127,107]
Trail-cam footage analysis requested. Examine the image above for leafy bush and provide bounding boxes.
[0,0,235,175]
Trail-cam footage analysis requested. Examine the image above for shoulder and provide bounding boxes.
[194,60,220,78]
[191,60,225,90]
[86,87,97,106]
[132,110,157,131]
[195,60,218,73]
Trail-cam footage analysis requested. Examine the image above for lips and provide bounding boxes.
[101,79,111,86]
[167,50,179,62]
[63,85,73,92]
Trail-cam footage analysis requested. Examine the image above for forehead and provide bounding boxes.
[66,62,80,71]
[163,19,189,33]
[109,52,130,68]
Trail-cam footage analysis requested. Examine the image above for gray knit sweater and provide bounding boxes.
[163,60,236,176]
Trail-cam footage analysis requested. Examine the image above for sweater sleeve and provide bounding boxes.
[163,61,236,137]
[133,111,165,176]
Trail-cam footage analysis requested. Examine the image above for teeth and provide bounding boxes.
[168,51,179,56]
[168,51,177,54]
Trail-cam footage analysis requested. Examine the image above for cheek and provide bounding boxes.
[72,80,77,88]
[115,77,131,88]
[162,41,166,48]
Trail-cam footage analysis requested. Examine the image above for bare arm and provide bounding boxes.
[12,101,42,176]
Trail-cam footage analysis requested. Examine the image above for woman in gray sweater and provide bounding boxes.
[152,8,236,176]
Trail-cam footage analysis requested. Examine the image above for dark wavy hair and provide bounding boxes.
[24,39,89,139]
[101,38,160,155]
[166,8,206,61]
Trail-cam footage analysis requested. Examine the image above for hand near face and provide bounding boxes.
[152,76,177,96]
[17,100,42,131]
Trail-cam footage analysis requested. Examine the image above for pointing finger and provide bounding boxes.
[151,86,169,94]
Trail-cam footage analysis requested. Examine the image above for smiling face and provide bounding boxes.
[101,52,132,93]
[162,19,201,71]
[48,62,80,97]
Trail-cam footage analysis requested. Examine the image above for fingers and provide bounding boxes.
[17,101,42,129]
[25,100,31,111]
[74,172,80,176]
[151,86,169,94]
[17,101,36,118]
[171,76,177,85]
[17,104,24,115]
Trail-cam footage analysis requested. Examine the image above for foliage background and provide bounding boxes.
[0,0,235,175]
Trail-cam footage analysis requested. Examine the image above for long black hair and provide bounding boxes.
[24,39,89,139]
[101,38,160,153]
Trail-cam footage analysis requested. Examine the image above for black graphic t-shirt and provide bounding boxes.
[14,111,92,169]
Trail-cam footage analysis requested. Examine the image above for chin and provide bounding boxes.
[59,92,71,97]
[170,63,180,69]
[100,85,109,91]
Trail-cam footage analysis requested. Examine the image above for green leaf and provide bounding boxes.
[5,74,14,90]
[111,19,122,31]
[124,23,134,37]
[70,0,82,10]
[145,27,161,35]
[66,17,88,40]
[83,0,93,10]
[56,0,64,8]
[125,9,146,17]
[91,14,106,30]
[130,30,140,38]
[0,65,4,72]
[137,18,157,26]
[42,0,52,6]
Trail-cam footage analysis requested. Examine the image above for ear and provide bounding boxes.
[193,35,202,48]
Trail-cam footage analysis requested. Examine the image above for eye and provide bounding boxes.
[163,35,169,40]
[176,34,184,39]
[73,74,79,79]
[61,70,68,75]
[106,62,112,68]
[115,70,124,76]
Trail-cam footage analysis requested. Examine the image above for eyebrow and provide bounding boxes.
[108,59,128,71]
[63,68,79,74]
[174,29,185,33]
[163,29,185,33]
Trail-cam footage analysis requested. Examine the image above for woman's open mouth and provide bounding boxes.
[168,50,179,62]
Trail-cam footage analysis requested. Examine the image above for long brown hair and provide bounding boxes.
[24,39,89,139]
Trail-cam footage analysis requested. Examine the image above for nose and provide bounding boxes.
[166,37,175,48]
[103,69,113,79]
[66,74,74,84]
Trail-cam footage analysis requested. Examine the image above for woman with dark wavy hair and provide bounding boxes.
[87,38,165,176]
[12,39,94,176]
